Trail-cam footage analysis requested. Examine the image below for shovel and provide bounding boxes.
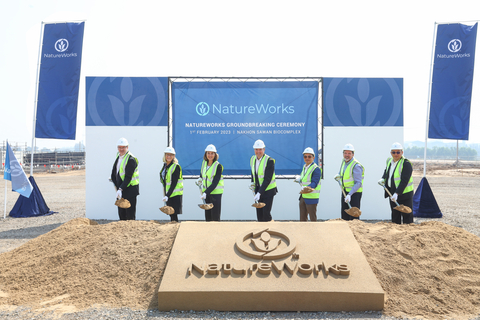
[297,181,314,194]
[336,180,362,217]
[159,190,175,215]
[197,182,213,210]
[378,182,412,214]
[250,183,266,208]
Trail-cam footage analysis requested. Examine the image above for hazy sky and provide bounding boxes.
[1,0,479,149]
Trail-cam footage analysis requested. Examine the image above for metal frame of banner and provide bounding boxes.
[167,77,323,179]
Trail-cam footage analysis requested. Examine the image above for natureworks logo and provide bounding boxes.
[196,102,210,116]
[448,39,462,53]
[55,39,69,52]
[196,101,295,116]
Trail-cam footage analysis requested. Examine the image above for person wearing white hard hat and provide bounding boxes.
[199,144,224,221]
[379,142,414,224]
[294,147,322,221]
[160,146,183,222]
[111,137,139,220]
[334,143,364,220]
[250,139,277,222]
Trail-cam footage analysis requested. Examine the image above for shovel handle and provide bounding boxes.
[197,184,208,205]
[337,180,352,209]
[381,185,401,207]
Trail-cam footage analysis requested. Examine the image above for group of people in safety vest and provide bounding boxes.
[112,138,413,225]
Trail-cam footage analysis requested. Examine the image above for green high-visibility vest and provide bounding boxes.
[300,163,321,199]
[250,155,276,192]
[166,163,183,197]
[386,157,414,194]
[201,160,224,194]
[339,158,364,193]
[117,151,139,187]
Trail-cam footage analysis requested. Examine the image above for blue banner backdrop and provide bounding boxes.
[35,22,85,140]
[172,81,319,175]
[86,77,168,126]
[323,78,403,127]
[428,23,477,140]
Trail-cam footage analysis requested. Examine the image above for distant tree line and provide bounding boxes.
[404,146,478,160]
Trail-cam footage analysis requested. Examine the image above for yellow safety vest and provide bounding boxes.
[339,158,364,193]
[250,155,276,192]
[201,160,224,194]
[300,163,321,199]
[166,163,183,197]
[117,151,139,187]
[386,157,414,194]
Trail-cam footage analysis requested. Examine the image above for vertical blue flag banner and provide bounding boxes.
[35,22,85,139]
[172,81,319,175]
[429,23,477,140]
[4,142,33,198]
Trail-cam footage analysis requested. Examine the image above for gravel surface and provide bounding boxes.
[0,166,479,320]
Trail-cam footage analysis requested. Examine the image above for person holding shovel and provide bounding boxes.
[198,144,224,221]
[111,137,139,220]
[294,147,321,221]
[379,142,414,224]
[334,143,364,220]
[250,139,277,222]
[160,146,183,222]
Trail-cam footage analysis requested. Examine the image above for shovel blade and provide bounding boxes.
[199,203,214,210]
[252,202,266,208]
[345,207,361,217]
[159,206,175,215]
[394,205,412,214]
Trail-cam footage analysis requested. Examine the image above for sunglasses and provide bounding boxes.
[303,155,313,158]
[391,151,402,155]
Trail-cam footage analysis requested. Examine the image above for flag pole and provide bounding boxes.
[423,22,438,177]
[3,179,6,219]
[30,22,45,177]
[4,139,8,219]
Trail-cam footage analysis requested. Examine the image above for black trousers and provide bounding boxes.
[256,195,274,222]
[341,191,362,221]
[118,196,137,220]
[390,195,413,224]
[167,195,182,222]
[205,194,222,221]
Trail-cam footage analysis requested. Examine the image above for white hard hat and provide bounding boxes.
[205,144,217,152]
[303,147,315,155]
[117,137,128,147]
[164,146,176,154]
[343,143,355,152]
[391,142,403,150]
[253,139,266,149]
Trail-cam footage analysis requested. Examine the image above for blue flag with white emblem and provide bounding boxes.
[428,23,477,140]
[35,22,85,140]
[4,142,33,198]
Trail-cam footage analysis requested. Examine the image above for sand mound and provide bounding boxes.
[0,218,179,312]
[1,218,480,319]
[349,220,480,320]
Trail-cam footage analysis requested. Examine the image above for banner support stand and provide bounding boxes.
[423,22,438,178]
[30,21,45,177]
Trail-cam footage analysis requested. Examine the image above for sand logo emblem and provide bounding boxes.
[235,228,296,260]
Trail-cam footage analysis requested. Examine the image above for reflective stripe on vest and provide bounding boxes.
[201,160,224,194]
[300,163,321,199]
[117,151,139,187]
[166,163,183,196]
[386,157,413,194]
[250,155,276,191]
[339,158,364,193]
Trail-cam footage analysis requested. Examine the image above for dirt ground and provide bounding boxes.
[0,162,479,319]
